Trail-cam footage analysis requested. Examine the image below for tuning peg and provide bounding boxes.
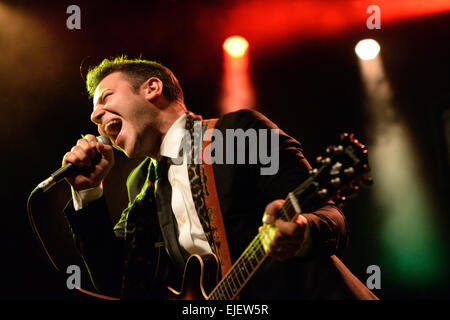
[330,162,342,176]
[330,177,341,186]
[317,188,328,197]
[309,168,319,176]
[344,167,355,176]
[316,156,322,163]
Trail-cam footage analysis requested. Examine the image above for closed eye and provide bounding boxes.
[103,92,112,102]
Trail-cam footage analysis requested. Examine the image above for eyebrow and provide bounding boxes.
[93,87,110,109]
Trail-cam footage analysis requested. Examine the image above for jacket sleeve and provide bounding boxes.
[64,196,124,297]
[233,109,349,256]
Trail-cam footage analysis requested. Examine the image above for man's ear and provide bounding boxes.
[142,77,163,101]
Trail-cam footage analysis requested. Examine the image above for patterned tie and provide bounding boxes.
[154,156,186,269]
[120,159,164,298]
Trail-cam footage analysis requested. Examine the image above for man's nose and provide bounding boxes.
[91,106,105,124]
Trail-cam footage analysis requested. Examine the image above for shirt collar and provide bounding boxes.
[159,113,187,159]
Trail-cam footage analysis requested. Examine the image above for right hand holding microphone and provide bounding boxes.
[63,134,114,191]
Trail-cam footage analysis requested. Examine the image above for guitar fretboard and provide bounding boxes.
[207,195,299,300]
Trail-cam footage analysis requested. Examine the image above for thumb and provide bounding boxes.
[96,141,114,162]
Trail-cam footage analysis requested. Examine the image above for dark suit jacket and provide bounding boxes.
[64,109,378,300]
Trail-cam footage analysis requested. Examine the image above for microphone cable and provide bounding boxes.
[27,186,120,301]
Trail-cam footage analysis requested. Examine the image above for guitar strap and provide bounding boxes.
[201,118,232,278]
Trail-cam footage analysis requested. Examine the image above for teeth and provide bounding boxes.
[104,119,121,135]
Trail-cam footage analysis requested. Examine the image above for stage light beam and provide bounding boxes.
[220,36,255,114]
[355,39,381,60]
[358,54,448,287]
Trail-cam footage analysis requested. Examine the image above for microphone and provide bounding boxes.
[36,135,112,193]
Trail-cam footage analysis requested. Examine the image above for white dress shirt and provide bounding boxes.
[72,113,213,255]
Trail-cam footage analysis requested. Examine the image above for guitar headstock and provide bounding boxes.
[294,133,372,211]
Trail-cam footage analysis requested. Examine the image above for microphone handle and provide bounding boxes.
[52,146,104,183]
[37,135,110,192]
[51,163,76,183]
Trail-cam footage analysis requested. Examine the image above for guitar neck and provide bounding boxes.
[207,194,300,300]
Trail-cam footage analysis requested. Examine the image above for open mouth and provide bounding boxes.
[104,119,122,142]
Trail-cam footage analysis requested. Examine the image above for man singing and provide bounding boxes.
[62,56,377,300]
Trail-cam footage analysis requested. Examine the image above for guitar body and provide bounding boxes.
[167,254,220,300]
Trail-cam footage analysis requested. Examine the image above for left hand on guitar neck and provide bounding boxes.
[259,199,311,261]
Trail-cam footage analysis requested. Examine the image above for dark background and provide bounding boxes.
[1,0,449,301]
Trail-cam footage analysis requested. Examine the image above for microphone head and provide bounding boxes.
[96,135,112,146]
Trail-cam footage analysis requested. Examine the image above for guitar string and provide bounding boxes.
[212,201,295,299]
[210,232,261,299]
[212,233,264,298]
[210,159,322,299]
[209,199,296,299]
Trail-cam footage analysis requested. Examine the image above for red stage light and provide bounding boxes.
[220,36,255,114]
[201,0,450,53]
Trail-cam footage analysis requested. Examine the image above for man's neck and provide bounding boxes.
[151,102,187,159]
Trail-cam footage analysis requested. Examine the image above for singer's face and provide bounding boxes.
[90,72,161,158]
